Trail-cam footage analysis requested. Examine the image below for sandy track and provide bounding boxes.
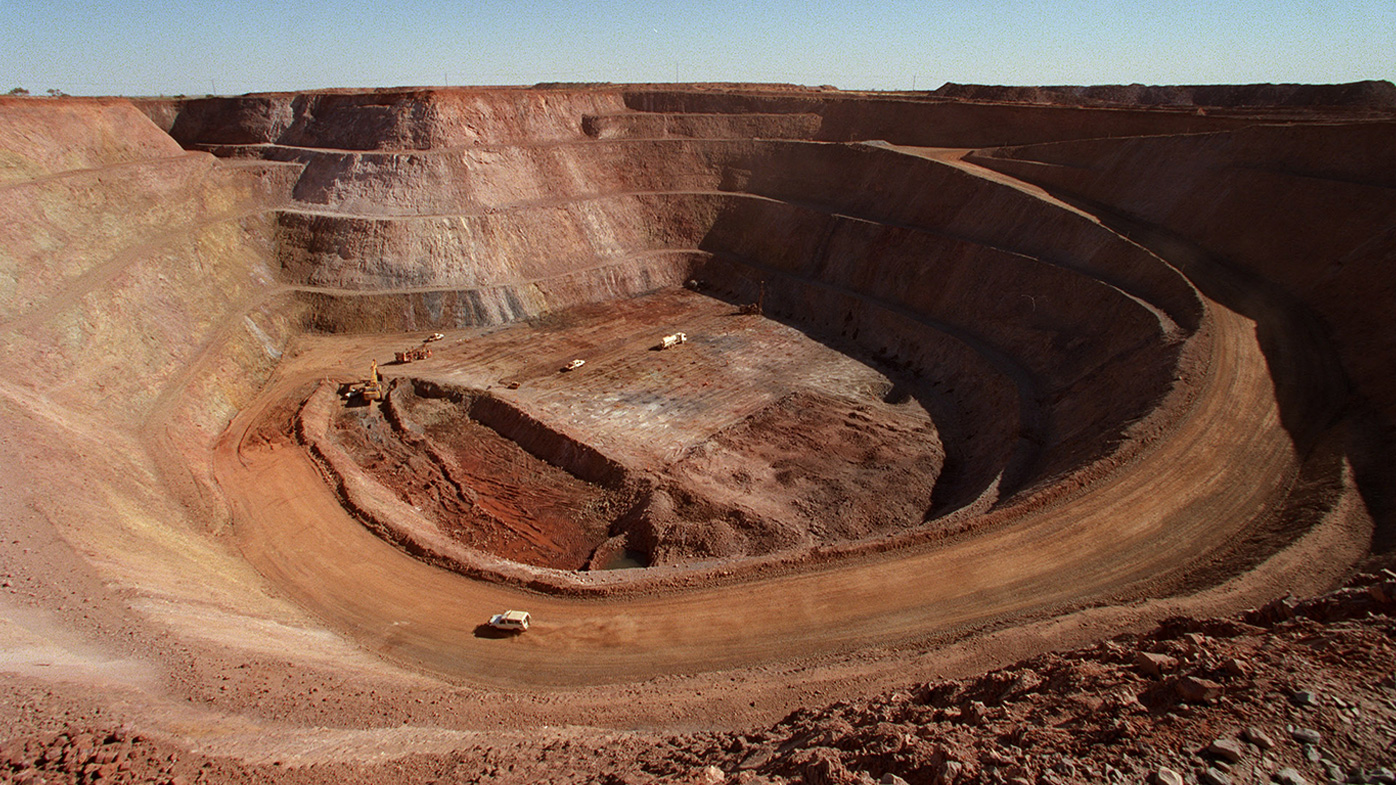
[216,290,1310,688]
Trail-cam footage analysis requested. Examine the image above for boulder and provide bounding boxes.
[1290,727,1322,745]
[1206,738,1245,763]
[1175,676,1223,703]
[1198,767,1231,785]
[1151,767,1184,785]
[1135,651,1179,678]
[1241,726,1274,750]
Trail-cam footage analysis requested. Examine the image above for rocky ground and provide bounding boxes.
[4,568,1392,785]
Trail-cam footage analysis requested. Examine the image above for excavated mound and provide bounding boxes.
[306,290,947,573]
[2,85,1394,754]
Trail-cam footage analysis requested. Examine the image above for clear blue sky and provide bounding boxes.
[2,0,1392,96]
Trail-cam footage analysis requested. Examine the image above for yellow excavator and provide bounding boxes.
[343,359,385,402]
[362,359,384,401]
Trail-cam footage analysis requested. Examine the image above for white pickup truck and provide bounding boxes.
[488,610,531,632]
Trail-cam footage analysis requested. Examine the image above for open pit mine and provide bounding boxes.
[1,83,1394,783]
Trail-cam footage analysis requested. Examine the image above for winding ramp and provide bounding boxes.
[0,88,1388,738]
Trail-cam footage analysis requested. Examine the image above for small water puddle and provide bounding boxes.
[600,549,649,570]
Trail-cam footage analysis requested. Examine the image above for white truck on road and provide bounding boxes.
[488,610,531,632]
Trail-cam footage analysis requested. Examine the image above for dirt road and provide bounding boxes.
[216,292,1350,688]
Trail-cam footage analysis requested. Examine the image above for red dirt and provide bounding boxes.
[662,387,942,556]
[303,288,946,572]
[2,84,1394,783]
[332,385,619,570]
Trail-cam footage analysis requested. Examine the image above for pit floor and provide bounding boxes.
[405,288,932,471]
[347,288,945,568]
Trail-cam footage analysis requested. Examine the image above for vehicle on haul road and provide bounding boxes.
[658,332,687,349]
[395,346,433,363]
[488,610,531,632]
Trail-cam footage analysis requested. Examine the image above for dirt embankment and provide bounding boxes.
[0,97,301,523]
[933,79,1396,109]
[317,379,620,572]
[968,121,1396,545]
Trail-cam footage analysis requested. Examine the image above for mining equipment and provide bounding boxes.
[395,345,433,363]
[562,359,586,371]
[658,332,688,350]
[738,280,765,315]
[343,359,385,402]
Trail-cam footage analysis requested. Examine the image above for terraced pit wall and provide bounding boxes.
[1,85,1392,718]
[966,122,1396,539]
[3,85,1391,608]
[118,87,1396,532]
[137,90,1223,511]
[0,97,300,528]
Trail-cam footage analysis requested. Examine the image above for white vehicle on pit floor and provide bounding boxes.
[488,610,531,632]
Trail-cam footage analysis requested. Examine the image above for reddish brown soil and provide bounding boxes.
[331,388,619,570]
[2,84,1394,785]
[312,289,945,571]
[4,576,1393,784]
[661,388,942,558]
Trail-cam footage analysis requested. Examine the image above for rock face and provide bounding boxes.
[969,121,1396,433]
[932,80,1396,109]
[144,84,1391,582]
[1,83,1394,784]
[154,87,1218,526]
[0,95,300,531]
